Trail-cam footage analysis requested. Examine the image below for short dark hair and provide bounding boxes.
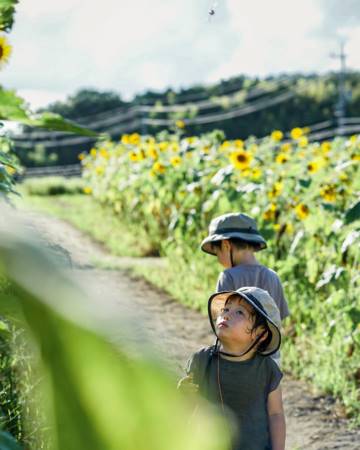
[250,310,272,353]
[211,237,262,252]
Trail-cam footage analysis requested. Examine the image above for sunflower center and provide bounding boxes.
[237,154,247,163]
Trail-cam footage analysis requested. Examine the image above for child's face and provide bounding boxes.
[215,296,258,347]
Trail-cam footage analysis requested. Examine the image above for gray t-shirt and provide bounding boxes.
[187,347,283,450]
[216,264,289,320]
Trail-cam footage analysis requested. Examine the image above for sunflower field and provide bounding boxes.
[80,127,360,420]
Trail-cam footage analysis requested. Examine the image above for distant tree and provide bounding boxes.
[38,89,127,120]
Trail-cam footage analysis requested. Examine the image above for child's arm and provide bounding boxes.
[267,385,286,450]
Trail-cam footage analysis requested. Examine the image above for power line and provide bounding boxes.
[143,91,294,126]
[11,90,293,148]
[11,79,291,141]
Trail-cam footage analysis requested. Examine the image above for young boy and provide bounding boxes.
[200,212,289,321]
[179,287,286,450]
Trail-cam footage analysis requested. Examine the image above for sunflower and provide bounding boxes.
[262,203,277,221]
[95,166,104,176]
[138,148,146,161]
[129,133,141,145]
[281,143,292,153]
[320,185,336,203]
[295,204,309,220]
[129,151,138,162]
[185,136,197,145]
[298,136,308,148]
[284,223,294,234]
[159,141,169,152]
[229,150,252,170]
[339,172,348,182]
[250,167,262,180]
[307,160,321,174]
[219,141,231,152]
[152,161,166,174]
[320,141,331,154]
[170,156,182,167]
[275,153,289,164]
[175,120,185,129]
[268,182,283,199]
[170,142,180,152]
[290,127,303,140]
[83,186,92,195]
[271,130,283,141]
[147,146,159,160]
[234,139,244,148]
[0,35,12,68]
[121,134,130,145]
[349,135,358,144]
[99,148,109,159]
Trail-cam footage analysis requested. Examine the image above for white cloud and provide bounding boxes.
[2,0,360,110]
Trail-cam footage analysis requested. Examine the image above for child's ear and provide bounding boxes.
[222,239,231,250]
[255,328,268,342]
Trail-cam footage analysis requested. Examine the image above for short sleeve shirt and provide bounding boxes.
[187,348,283,450]
[216,264,289,320]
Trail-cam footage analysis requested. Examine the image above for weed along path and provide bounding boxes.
[22,210,359,450]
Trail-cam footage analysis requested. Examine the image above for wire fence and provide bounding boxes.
[17,164,82,180]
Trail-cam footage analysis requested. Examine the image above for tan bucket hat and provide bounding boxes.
[208,286,281,356]
[200,213,267,255]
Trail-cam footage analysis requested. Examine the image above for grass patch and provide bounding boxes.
[20,176,85,196]
[14,193,157,258]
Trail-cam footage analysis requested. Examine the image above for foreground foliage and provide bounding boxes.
[0,206,229,449]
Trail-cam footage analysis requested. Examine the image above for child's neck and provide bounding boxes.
[219,342,257,361]
[232,251,259,267]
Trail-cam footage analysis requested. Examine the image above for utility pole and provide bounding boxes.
[330,41,348,134]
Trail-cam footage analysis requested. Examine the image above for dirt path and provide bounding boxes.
[23,211,360,450]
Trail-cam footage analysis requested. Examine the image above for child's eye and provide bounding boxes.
[236,310,243,315]
[221,308,229,313]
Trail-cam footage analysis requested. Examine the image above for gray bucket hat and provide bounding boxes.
[208,286,281,356]
[200,213,267,255]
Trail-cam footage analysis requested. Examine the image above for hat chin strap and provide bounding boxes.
[215,330,266,358]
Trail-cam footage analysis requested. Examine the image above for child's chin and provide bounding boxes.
[217,328,228,337]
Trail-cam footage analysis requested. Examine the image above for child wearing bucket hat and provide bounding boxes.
[179,287,286,450]
[201,212,290,323]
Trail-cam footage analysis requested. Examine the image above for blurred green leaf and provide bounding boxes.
[0,88,28,121]
[345,200,360,225]
[0,88,100,137]
[25,112,100,137]
[299,178,312,188]
[346,307,360,331]
[0,207,228,450]
[0,0,18,32]
[0,318,10,333]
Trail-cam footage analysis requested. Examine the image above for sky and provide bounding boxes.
[2,0,360,110]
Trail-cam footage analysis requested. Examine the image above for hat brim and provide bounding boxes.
[201,232,267,255]
[208,291,281,356]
